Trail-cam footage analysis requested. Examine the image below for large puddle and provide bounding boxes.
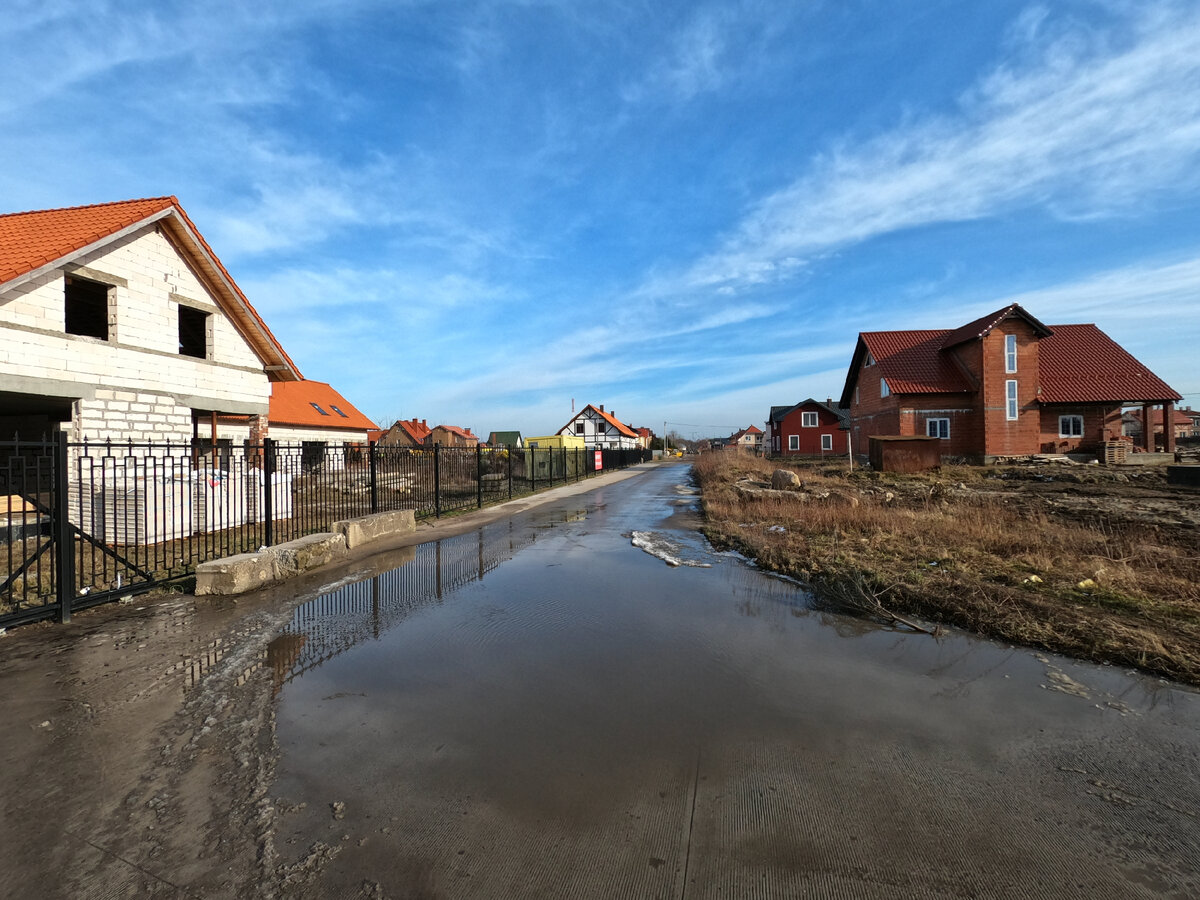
[269,465,1200,898]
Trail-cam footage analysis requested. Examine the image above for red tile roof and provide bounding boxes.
[1040,325,1180,403]
[392,418,432,444]
[434,424,478,441]
[848,307,1179,405]
[0,197,301,380]
[861,330,975,394]
[940,303,1051,349]
[269,381,377,430]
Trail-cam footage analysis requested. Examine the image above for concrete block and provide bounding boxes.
[195,551,280,596]
[272,532,348,576]
[333,509,416,549]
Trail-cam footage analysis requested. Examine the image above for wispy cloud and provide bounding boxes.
[657,3,1200,295]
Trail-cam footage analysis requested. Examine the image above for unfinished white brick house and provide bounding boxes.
[0,196,302,444]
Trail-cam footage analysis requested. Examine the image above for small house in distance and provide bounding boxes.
[557,404,639,450]
[768,399,847,456]
[726,425,763,453]
[378,418,432,447]
[428,424,478,448]
[487,430,523,449]
[838,303,1182,461]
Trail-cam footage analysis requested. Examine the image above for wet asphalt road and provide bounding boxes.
[266,463,1200,899]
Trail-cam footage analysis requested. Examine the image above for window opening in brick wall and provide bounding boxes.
[801,411,818,427]
[880,378,890,398]
[788,434,799,451]
[178,305,209,358]
[1006,380,1018,420]
[926,417,950,439]
[1005,334,1017,373]
[65,275,110,339]
[821,433,833,451]
[1059,415,1083,438]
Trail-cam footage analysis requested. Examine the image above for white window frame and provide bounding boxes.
[820,433,833,451]
[1059,415,1083,438]
[926,417,950,439]
[1006,380,1018,420]
[788,434,799,451]
[801,411,818,428]
[880,378,890,399]
[1005,334,1017,374]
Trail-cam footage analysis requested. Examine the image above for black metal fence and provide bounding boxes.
[0,435,650,628]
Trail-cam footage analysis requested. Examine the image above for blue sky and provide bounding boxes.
[3,0,1199,440]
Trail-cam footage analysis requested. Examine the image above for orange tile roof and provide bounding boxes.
[0,197,301,380]
[433,424,478,440]
[576,404,637,438]
[390,418,432,444]
[269,381,377,430]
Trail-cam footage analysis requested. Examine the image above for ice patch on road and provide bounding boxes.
[631,531,712,568]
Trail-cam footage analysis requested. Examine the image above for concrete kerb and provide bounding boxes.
[194,512,416,596]
[194,462,668,596]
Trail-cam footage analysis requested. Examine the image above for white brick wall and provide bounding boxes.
[1,221,275,442]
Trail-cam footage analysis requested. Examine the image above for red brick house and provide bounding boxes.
[768,399,847,456]
[838,304,1181,461]
[378,417,432,447]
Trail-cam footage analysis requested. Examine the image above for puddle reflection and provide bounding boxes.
[270,522,540,691]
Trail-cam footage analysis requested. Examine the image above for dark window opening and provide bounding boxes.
[65,276,109,339]
[301,441,327,471]
[310,403,330,416]
[178,306,209,358]
[330,405,349,418]
[575,422,585,434]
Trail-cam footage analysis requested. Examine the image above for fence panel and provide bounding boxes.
[0,435,651,629]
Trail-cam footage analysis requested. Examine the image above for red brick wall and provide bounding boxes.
[1038,405,1122,452]
[979,321,1042,456]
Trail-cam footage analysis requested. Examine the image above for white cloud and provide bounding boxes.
[659,3,1200,296]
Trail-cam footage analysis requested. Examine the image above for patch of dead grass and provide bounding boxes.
[693,452,1200,684]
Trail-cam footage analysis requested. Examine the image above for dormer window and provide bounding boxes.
[310,402,330,416]
[1005,334,1017,373]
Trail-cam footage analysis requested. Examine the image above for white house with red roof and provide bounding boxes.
[557,404,639,450]
[727,425,763,453]
[838,304,1182,460]
[0,197,301,444]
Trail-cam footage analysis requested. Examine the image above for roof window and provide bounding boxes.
[330,405,349,418]
[310,402,330,416]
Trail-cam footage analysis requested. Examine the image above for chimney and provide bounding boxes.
[826,398,833,406]
[599,404,604,412]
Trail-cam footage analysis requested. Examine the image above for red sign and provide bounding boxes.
[594,450,603,471]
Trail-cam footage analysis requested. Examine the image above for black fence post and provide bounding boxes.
[263,437,275,546]
[53,431,74,623]
[530,449,536,493]
[507,446,513,500]
[434,443,441,518]
[369,440,379,513]
[476,442,483,509]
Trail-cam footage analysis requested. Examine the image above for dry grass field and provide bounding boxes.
[693,452,1200,685]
